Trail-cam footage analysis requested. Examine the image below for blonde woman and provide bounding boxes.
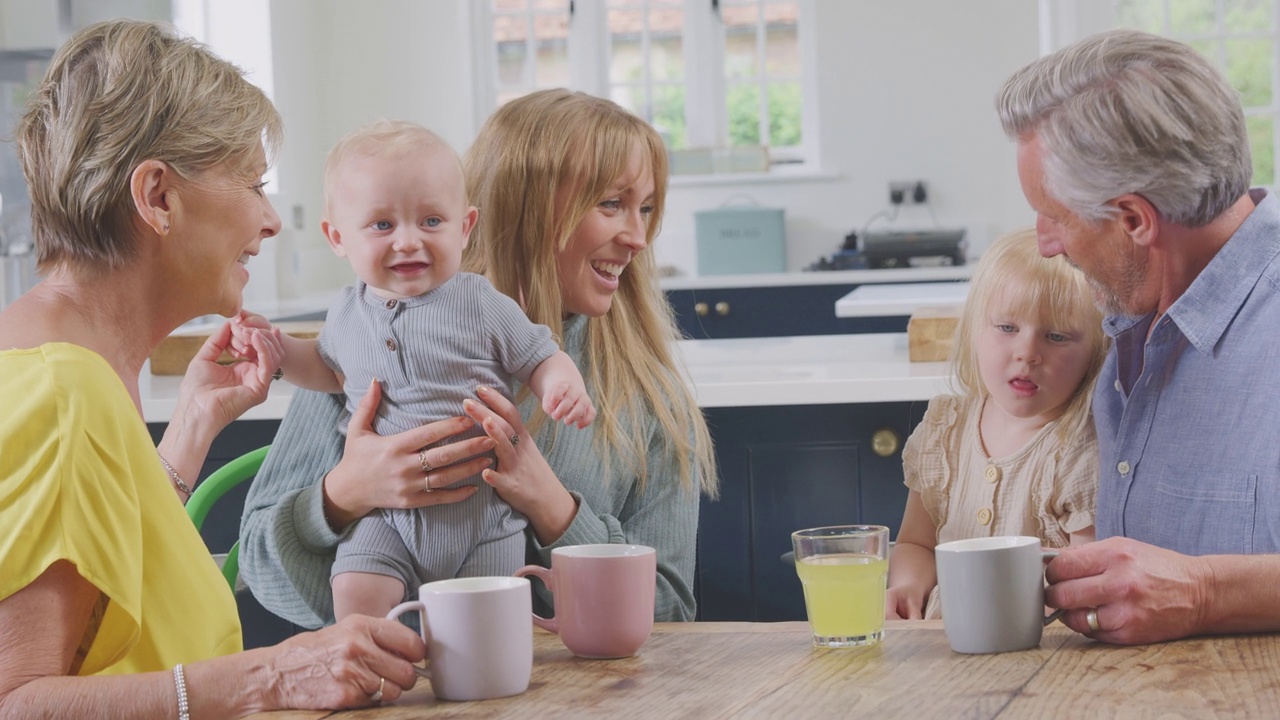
[885,228,1108,620]
[0,20,427,716]
[241,89,718,625]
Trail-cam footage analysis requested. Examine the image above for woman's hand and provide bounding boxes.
[180,317,283,431]
[255,615,425,711]
[159,318,285,487]
[321,379,494,531]
[463,385,578,545]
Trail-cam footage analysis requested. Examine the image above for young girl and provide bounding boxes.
[885,228,1108,620]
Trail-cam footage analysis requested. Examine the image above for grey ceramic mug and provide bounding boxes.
[935,536,1064,654]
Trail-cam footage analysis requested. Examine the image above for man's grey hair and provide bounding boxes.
[996,29,1250,228]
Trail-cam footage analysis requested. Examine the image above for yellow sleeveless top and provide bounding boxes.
[0,343,241,674]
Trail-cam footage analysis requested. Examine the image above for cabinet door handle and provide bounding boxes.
[695,302,709,317]
[715,301,730,316]
[871,428,900,457]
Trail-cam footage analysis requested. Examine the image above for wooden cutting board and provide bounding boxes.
[149,320,324,375]
[907,305,961,363]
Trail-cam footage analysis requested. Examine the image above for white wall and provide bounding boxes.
[656,0,1042,275]
[267,0,1042,292]
[3,0,1046,299]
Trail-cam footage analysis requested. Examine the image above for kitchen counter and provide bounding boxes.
[140,333,950,422]
[834,281,969,318]
[660,265,970,290]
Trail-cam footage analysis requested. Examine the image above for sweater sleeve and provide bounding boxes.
[238,389,348,628]
[529,420,701,622]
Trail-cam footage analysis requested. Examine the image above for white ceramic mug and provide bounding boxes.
[385,576,533,701]
[934,536,1064,654]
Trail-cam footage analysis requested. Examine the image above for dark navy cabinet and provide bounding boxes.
[666,284,908,339]
[695,401,930,622]
[147,418,302,648]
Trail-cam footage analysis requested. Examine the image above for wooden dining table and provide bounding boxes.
[249,620,1280,719]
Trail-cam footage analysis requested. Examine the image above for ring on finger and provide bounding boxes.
[423,473,433,493]
[510,433,520,447]
[1086,607,1101,633]
[419,448,433,474]
[370,676,385,703]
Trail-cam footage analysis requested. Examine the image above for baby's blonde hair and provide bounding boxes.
[950,227,1109,442]
[323,119,464,217]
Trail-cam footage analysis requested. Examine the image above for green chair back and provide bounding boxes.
[185,445,270,591]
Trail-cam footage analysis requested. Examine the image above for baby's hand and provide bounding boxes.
[542,380,596,430]
[228,310,278,362]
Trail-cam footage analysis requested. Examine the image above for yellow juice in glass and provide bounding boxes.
[796,552,888,643]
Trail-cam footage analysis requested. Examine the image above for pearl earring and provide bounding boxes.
[163,224,170,232]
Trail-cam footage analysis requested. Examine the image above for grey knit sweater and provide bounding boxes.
[238,315,701,628]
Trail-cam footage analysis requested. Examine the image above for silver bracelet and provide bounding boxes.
[173,664,191,720]
[158,453,193,497]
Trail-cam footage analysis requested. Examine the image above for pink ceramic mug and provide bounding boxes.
[515,544,657,658]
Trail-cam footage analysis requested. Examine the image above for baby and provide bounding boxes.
[237,120,594,620]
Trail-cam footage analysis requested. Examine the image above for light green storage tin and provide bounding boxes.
[695,200,786,275]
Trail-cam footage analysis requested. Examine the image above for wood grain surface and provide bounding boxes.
[243,621,1280,719]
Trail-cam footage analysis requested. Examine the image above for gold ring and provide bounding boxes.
[419,448,433,474]
[370,676,385,703]
[1086,608,1101,633]
[423,474,433,493]
[510,433,520,447]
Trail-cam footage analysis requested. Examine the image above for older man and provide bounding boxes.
[997,29,1280,644]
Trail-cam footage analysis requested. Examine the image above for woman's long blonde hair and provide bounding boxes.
[950,228,1109,443]
[462,89,717,497]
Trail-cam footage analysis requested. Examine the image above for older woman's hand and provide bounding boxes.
[258,614,425,710]
[463,385,579,545]
[180,317,283,431]
[320,379,496,531]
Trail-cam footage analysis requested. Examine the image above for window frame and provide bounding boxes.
[471,0,821,174]
[1040,0,1280,188]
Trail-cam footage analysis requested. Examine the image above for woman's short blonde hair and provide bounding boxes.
[950,228,1109,441]
[16,19,283,273]
[462,89,716,496]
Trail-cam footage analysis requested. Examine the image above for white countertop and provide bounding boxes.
[140,333,950,422]
[660,265,971,290]
[834,281,969,318]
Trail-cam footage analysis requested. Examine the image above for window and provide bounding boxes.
[1043,0,1278,186]
[171,0,278,189]
[476,0,816,172]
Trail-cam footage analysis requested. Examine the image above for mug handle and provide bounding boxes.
[386,601,434,679]
[513,564,558,634]
[1040,550,1066,626]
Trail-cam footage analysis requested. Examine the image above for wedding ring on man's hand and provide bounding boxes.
[419,448,433,474]
[1086,608,1101,633]
[369,676,385,703]
[510,433,520,447]
[271,367,284,382]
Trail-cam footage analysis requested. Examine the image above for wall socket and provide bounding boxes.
[889,180,928,205]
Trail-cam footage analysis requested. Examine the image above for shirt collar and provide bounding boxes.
[1165,188,1280,355]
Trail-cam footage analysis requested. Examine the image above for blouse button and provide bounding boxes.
[984,465,1001,483]
[977,508,992,526]
[1117,460,1131,476]
[385,338,398,352]
[385,299,397,309]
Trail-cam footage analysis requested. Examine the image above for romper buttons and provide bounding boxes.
[1117,461,1131,476]
[385,299,397,309]
[984,465,1001,483]
[385,338,398,352]
[977,508,992,526]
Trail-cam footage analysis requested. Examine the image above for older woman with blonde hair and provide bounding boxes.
[0,20,425,717]
[240,88,717,625]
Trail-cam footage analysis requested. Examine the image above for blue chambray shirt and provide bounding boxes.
[1094,189,1280,555]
